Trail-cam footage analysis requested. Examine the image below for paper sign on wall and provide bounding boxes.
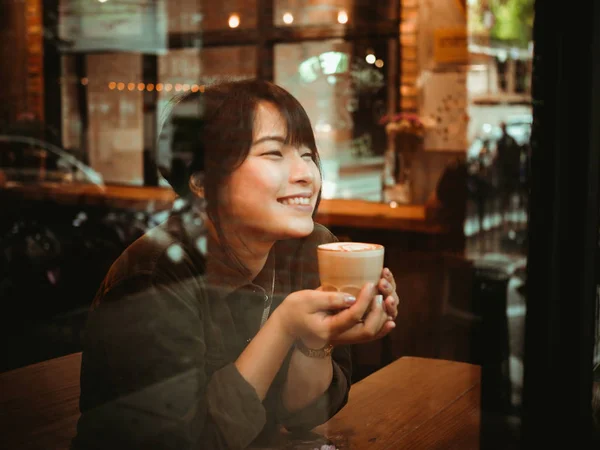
[434,28,468,65]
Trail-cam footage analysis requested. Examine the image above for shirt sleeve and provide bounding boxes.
[273,224,352,432]
[73,257,267,450]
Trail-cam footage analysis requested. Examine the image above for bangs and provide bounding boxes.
[258,83,319,159]
[279,100,318,156]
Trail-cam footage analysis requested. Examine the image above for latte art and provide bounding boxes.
[318,242,382,252]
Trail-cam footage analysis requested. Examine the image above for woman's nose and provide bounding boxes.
[289,155,314,184]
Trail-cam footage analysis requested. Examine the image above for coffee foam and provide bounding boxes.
[318,242,382,252]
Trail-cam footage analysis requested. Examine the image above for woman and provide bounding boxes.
[72,80,400,449]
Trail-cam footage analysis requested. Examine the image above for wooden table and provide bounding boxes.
[303,356,480,449]
[0,353,480,450]
[0,352,82,450]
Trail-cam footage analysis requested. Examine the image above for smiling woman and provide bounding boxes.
[72,79,399,449]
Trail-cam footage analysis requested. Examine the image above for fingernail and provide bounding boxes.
[382,280,390,290]
[384,268,391,276]
[389,321,396,328]
[375,294,383,306]
[344,294,356,304]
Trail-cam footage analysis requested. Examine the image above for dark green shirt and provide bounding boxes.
[72,208,351,449]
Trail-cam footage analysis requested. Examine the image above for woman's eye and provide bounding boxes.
[263,151,283,157]
[301,152,313,159]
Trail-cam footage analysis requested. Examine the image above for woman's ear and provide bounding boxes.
[189,171,205,198]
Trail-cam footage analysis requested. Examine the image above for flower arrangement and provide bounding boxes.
[378,112,435,137]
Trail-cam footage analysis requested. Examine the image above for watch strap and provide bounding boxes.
[295,340,334,358]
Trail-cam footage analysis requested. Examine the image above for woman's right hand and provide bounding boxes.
[274,283,388,348]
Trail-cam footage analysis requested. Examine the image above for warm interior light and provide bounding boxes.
[117,82,125,91]
[108,81,116,90]
[366,54,376,64]
[283,12,294,24]
[375,59,384,68]
[228,14,240,28]
[337,10,348,24]
[137,83,145,91]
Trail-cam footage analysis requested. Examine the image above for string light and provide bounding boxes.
[228,13,240,28]
[81,77,88,86]
[375,59,384,68]
[283,12,294,24]
[107,81,204,93]
[337,10,348,24]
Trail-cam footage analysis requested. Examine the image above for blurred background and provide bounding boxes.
[0,1,597,448]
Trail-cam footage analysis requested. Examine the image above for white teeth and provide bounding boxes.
[280,197,310,205]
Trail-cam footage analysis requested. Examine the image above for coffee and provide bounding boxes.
[317,242,384,296]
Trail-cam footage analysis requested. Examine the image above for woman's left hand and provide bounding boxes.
[377,267,399,321]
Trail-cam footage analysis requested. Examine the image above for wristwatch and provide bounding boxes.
[295,340,334,358]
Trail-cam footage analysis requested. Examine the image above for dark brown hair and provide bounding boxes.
[159,79,323,274]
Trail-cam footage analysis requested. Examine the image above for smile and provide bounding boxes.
[278,197,311,206]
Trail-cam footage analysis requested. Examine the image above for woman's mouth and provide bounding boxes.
[278,197,311,206]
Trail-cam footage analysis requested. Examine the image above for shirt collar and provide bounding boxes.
[205,230,277,301]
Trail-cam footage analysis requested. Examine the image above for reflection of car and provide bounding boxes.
[467,114,532,161]
[0,135,104,188]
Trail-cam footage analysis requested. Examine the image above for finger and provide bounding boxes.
[372,320,396,341]
[382,267,397,291]
[359,295,389,339]
[344,282,378,320]
[384,295,398,319]
[312,290,357,311]
[378,277,395,298]
[325,283,378,333]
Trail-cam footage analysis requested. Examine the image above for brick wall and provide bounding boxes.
[400,0,419,112]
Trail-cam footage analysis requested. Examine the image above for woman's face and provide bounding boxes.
[219,101,321,242]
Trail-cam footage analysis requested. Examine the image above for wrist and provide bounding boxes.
[295,340,334,359]
[299,336,328,349]
[271,308,297,347]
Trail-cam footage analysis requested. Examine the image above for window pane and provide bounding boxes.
[275,0,398,26]
[157,46,256,189]
[168,0,258,33]
[87,54,144,185]
[275,39,394,201]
